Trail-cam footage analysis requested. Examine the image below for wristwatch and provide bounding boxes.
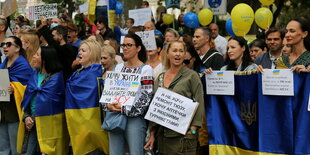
[189,129,197,134]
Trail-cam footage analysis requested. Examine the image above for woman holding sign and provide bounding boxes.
[276,18,310,72]
[145,40,204,155]
[104,33,154,155]
[0,36,32,155]
[205,36,257,72]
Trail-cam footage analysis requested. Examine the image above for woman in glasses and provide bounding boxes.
[104,33,153,155]
[20,47,68,155]
[0,36,32,155]
[145,40,204,155]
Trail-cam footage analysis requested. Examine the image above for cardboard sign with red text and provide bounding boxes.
[100,71,141,106]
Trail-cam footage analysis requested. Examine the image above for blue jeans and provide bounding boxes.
[22,127,39,155]
[0,122,20,155]
[109,116,146,155]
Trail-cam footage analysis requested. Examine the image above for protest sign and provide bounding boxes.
[135,31,157,50]
[129,8,152,26]
[206,71,235,95]
[100,71,141,106]
[262,69,294,96]
[28,3,58,20]
[3,0,17,17]
[145,87,199,135]
[0,69,10,102]
[79,2,89,13]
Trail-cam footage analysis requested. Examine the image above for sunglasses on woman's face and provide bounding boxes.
[1,42,16,48]
[183,57,193,65]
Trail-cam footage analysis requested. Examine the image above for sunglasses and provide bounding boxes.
[1,42,17,48]
[183,57,193,65]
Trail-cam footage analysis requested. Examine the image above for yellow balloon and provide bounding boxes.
[259,0,275,6]
[255,8,273,29]
[231,3,254,29]
[163,14,174,25]
[232,24,251,36]
[198,8,213,26]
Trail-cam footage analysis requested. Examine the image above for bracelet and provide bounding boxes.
[189,129,197,134]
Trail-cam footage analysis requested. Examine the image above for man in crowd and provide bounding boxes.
[193,27,224,70]
[144,21,156,31]
[255,27,285,69]
[209,23,228,59]
[95,16,115,40]
[121,18,134,36]
[67,22,82,48]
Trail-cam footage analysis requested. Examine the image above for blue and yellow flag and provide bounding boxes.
[65,64,109,155]
[18,70,69,155]
[0,56,32,153]
[206,72,310,154]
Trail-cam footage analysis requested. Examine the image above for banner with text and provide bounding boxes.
[100,71,141,106]
[29,3,58,20]
[135,31,157,50]
[0,69,10,102]
[129,8,152,26]
[145,87,199,135]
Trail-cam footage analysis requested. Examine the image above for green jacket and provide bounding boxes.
[153,66,205,137]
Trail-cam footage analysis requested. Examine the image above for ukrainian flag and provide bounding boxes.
[0,56,33,154]
[206,72,310,154]
[131,82,139,87]
[18,70,69,155]
[65,64,109,155]
[217,72,224,77]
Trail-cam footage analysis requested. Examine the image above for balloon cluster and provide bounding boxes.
[226,3,273,36]
[115,1,124,14]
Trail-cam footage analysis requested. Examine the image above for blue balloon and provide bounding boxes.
[226,18,235,36]
[115,1,124,14]
[109,0,116,10]
[184,12,199,28]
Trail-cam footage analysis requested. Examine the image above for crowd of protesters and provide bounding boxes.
[0,1,310,155]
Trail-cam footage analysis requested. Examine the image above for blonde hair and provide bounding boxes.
[165,28,180,39]
[88,34,105,46]
[102,45,117,65]
[19,31,40,67]
[163,40,186,69]
[80,39,102,65]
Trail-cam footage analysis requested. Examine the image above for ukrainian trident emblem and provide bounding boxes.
[240,101,257,125]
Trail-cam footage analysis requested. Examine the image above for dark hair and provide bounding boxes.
[226,36,252,71]
[186,45,203,72]
[142,1,149,6]
[40,46,62,74]
[127,18,135,24]
[266,27,285,40]
[125,33,147,63]
[291,17,310,51]
[155,38,163,54]
[8,36,26,58]
[180,34,193,46]
[95,16,108,28]
[52,25,68,43]
[249,39,267,51]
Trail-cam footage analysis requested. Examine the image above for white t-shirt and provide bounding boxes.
[214,35,228,55]
[97,0,108,6]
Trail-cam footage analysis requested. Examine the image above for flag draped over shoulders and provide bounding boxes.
[0,56,32,153]
[206,72,310,155]
[18,70,69,155]
[65,64,109,155]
